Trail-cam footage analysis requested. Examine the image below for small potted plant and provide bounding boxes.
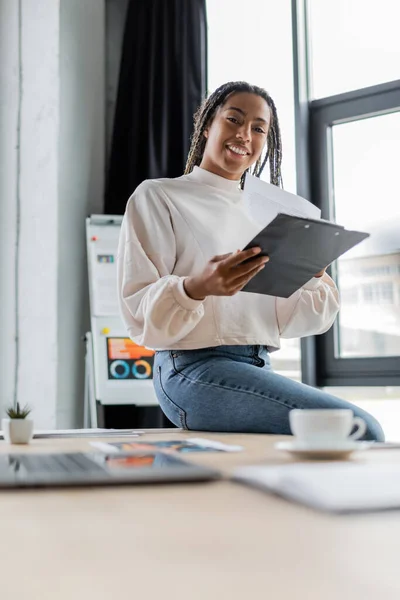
[2,403,34,444]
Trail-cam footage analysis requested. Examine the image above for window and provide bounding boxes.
[331,112,400,359]
[308,0,400,99]
[293,0,400,386]
[363,283,394,304]
[311,87,400,380]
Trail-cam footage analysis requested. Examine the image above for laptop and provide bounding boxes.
[0,451,220,488]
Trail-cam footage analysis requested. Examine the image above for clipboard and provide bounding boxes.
[241,213,369,298]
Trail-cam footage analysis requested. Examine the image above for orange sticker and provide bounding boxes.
[107,338,154,360]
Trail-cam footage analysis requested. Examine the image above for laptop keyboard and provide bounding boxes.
[10,453,106,475]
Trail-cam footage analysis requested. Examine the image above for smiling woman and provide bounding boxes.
[200,93,270,179]
[117,80,384,441]
[185,82,282,188]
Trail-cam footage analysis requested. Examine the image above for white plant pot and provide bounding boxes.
[2,418,34,444]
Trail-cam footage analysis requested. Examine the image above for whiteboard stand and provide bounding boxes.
[83,332,98,428]
[84,215,159,429]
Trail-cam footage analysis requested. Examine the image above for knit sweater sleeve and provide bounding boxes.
[117,180,205,348]
[276,272,340,338]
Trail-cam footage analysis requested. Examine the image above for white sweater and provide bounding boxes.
[117,166,340,352]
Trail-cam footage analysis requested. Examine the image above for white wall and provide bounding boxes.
[0,0,60,425]
[57,0,105,427]
[19,0,60,426]
[0,0,105,428]
[0,0,20,419]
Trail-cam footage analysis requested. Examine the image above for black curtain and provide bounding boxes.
[105,0,208,215]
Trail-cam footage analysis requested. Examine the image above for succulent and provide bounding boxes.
[6,402,32,419]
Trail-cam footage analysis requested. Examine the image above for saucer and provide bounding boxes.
[274,440,373,460]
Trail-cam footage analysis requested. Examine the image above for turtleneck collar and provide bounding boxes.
[188,166,242,193]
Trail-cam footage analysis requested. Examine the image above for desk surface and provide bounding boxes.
[1,429,400,600]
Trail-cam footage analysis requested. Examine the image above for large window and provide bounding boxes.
[308,0,400,99]
[292,0,400,387]
[208,0,400,395]
[311,83,400,385]
[332,112,400,359]
[207,0,300,380]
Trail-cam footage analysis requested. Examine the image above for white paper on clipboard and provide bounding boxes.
[243,173,321,227]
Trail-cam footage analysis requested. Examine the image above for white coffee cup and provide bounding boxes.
[289,409,367,445]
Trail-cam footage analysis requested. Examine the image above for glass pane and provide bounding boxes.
[332,112,400,358]
[309,0,400,98]
[207,0,301,380]
[206,0,296,193]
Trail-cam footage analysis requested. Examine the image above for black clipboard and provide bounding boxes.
[241,213,369,298]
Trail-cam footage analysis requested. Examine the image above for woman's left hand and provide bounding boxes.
[314,267,327,278]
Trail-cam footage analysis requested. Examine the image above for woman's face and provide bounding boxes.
[199,92,270,181]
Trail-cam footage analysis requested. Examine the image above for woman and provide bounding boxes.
[117,81,384,441]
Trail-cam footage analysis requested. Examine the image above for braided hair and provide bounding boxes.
[185,81,283,189]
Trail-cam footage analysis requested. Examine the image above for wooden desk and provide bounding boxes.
[1,430,399,600]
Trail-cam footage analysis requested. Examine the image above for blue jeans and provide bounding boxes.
[153,345,385,441]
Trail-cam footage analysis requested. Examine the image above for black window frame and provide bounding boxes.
[292,0,400,388]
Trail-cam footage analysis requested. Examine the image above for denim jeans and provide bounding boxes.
[153,345,385,441]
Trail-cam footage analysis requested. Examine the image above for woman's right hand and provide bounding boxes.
[184,247,269,300]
